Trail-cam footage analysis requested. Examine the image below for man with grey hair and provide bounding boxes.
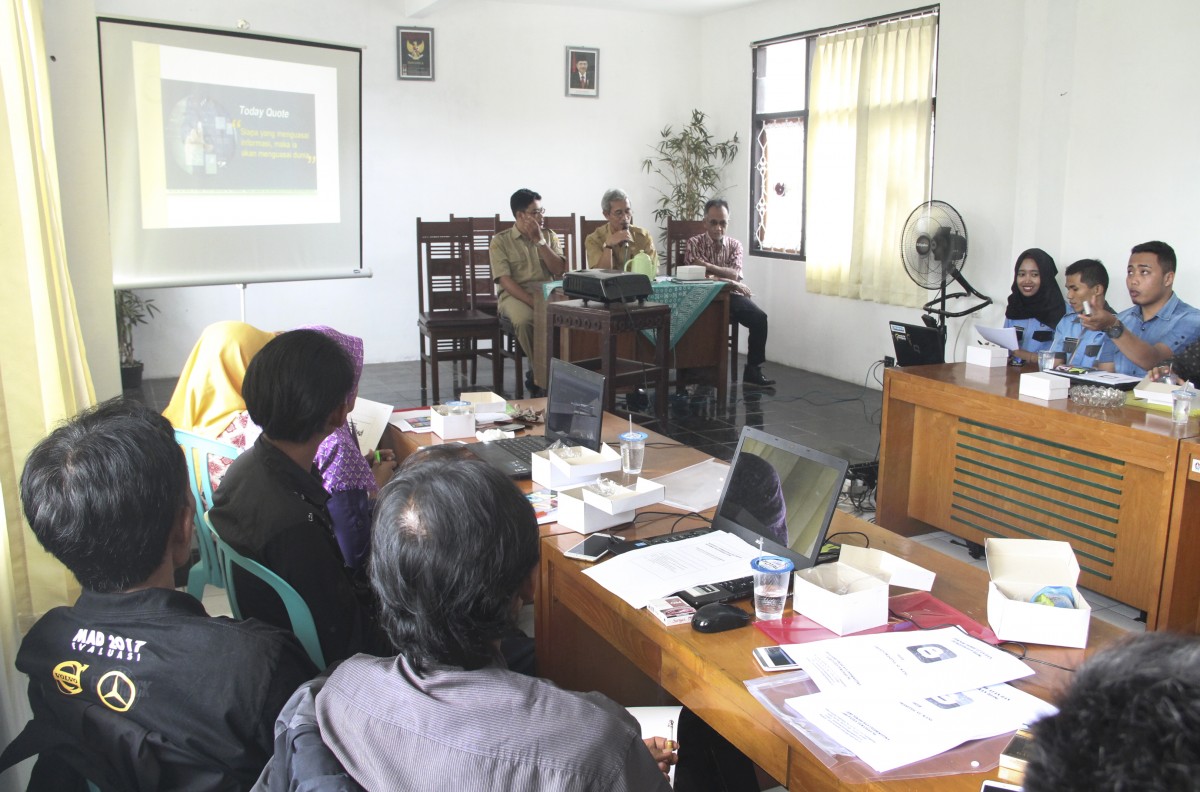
[585,188,656,270]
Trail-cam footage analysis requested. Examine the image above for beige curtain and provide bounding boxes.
[805,14,937,305]
[0,0,96,770]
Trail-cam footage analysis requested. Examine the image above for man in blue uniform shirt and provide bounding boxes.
[1049,258,1116,369]
[1081,240,1200,377]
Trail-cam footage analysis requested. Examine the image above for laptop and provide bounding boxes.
[469,358,606,478]
[890,321,946,366]
[611,427,850,607]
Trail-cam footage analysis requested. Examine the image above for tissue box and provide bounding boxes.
[430,407,475,439]
[459,391,507,416]
[675,264,706,281]
[556,478,664,533]
[792,546,934,635]
[1019,371,1070,401]
[531,443,621,488]
[966,345,1008,368]
[986,538,1090,648]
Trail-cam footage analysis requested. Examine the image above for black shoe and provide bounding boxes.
[743,365,776,388]
[524,371,545,398]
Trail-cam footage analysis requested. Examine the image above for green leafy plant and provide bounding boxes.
[115,289,159,367]
[640,109,740,225]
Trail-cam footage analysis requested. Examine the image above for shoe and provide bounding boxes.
[524,371,545,398]
[743,365,776,388]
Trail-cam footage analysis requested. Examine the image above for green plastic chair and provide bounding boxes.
[202,513,326,669]
[175,430,240,599]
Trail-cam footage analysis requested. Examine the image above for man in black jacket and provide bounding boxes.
[1,399,316,790]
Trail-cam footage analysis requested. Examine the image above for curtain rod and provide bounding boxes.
[752,4,938,49]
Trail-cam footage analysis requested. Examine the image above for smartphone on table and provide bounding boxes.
[564,534,616,562]
[752,645,802,672]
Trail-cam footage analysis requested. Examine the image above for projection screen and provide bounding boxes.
[98,18,364,288]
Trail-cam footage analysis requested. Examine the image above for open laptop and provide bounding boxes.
[611,427,850,607]
[469,358,606,479]
[890,321,946,366]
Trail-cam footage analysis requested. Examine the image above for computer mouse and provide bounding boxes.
[691,603,751,633]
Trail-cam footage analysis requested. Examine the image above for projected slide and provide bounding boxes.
[132,43,340,229]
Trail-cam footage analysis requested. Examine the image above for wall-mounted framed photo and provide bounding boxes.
[397,27,434,80]
[565,46,598,97]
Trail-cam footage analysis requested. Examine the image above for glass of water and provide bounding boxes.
[619,431,647,477]
[750,555,794,621]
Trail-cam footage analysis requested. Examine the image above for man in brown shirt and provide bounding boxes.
[584,188,657,270]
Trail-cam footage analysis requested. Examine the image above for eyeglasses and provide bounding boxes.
[707,219,728,227]
[522,208,546,218]
[608,209,633,218]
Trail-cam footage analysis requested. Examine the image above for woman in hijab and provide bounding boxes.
[1004,248,1067,365]
[307,325,398,572]
[163,321,275,486]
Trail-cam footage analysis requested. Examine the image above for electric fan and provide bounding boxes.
[900,200,992,330]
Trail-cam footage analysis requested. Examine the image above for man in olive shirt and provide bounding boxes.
[584,188,657,270]
[490,188,567,392]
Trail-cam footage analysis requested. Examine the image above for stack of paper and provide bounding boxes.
[778,627,1056,773]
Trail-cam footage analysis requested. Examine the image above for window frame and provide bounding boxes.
[749,5,939,263]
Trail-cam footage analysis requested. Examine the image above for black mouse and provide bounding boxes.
[691,603,751,633]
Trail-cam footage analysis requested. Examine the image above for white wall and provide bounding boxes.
[48,0,1200,388]
[699,0,1200,384]
[47,0,705,381]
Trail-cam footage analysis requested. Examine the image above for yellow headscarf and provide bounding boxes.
[162,321,275,437]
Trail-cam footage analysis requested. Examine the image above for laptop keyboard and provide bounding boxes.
[489,435,550,456]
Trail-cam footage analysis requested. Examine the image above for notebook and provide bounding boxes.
[469,358,606,478]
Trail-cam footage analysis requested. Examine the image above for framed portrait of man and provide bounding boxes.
[397,27,434,80]
[565,47,599,97]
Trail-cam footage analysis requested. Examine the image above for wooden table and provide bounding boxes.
[537,508,1123,791]
[878,363,1200,629]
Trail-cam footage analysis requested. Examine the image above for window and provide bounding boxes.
[751,8,938,306]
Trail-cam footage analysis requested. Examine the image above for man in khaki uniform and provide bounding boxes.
[489,188,567,394]
[584,188,656,270]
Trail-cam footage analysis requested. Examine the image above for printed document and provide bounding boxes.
[788,682,1056,773]
[975,326,1019,351]
[583,530,759,608]
[348,397,393,454]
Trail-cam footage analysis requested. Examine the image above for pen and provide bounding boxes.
[668,718,675,751]
[374,450,381,464]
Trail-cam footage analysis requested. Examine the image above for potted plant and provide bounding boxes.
[115,289,159,390]
[641,109,740,228]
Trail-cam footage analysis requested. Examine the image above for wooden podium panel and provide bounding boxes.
[878,364,1200,628]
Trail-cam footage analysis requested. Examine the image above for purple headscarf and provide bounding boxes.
[306,326,378,494]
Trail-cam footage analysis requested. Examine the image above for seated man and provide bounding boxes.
[1023,632,1200,792]
[490,187,567,393]
[0,399,316,790]
[1081,240,1200,377]
[685,198,775,387]
[1048,258,1116,369]
[210,329,389,665]
[260,457,675,790]
[584,187,657,270]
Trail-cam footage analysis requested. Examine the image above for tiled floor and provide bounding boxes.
[143,353,1144,637]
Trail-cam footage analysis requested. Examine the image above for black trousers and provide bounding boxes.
[673,707,759,792]
[730,293,769,368]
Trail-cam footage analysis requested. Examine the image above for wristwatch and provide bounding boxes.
[1104,320,1125,339]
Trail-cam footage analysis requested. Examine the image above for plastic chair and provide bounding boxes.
[203,513,326,669]
[175,430,239,599]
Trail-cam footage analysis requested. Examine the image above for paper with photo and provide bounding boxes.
[390,408,433,433]
[787,682,1056,773]
[348,397,394,453]
[778,626,1033,704]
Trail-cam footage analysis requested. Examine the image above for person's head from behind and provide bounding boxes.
[1064,259,1109,315]
[1127,240,1177,309]
[370,458,538,674]
[242,329,354,444]
[1023,632,1200,792]
[20,398,191,593]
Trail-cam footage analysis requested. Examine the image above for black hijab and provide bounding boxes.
[1005,248,1066,328]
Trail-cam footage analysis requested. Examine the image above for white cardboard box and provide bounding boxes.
[531,443,622,488]
[792,546,935,635]
[985,537,1091,648]
[459,391,507,416]
[1019,371,1070,401]
[556,478,663,533]
[430,407,475,439]
[966,345,1008,368]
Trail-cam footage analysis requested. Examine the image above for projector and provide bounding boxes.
[562,270,653,304]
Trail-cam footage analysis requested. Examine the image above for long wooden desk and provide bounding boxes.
[878,363,1200,630]
[537,508,1124,791]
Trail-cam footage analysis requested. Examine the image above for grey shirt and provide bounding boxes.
[315,654,671,792]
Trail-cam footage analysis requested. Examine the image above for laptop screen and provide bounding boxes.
[889,321,945,366]
[712,428,849,569]
[543,358,604,451]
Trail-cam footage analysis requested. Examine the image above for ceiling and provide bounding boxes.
[410,0,770,18]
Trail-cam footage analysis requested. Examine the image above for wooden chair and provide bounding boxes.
[543,213,578,270]
[449,214,501,315]
[665,219,707,274]
[416,218,501,403]
[579,217,607,268]
[175,430,239,599]
[204,514,326,669]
